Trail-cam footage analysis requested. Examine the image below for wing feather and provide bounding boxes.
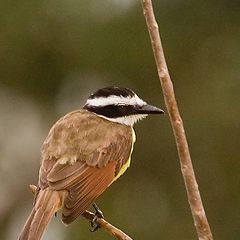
[63,169,114,224]
[46,161,115,224]
[47,161,87,183]
[39,110,133,224]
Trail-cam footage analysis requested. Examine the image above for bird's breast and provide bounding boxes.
[112,128,136,182]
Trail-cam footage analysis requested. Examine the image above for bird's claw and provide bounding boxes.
[89,203,104,232]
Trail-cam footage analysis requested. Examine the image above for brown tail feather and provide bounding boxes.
[18,188,65,240]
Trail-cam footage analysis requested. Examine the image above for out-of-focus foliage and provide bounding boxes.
[0,0,239,239]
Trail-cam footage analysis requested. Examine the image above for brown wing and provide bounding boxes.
[39,110,133,224]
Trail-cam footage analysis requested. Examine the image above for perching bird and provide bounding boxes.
[19,86,164,240]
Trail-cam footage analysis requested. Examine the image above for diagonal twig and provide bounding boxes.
[29,185,133,240]
[141,1,214,239]
[82,211,133,240]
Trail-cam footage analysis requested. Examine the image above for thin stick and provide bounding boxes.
[29,185,133,240]
[141,1,213,239]
[82,211,133,240]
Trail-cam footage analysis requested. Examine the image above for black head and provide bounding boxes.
[83,86,164,125]
[88,86,135,99]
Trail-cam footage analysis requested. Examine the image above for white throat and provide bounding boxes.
[99,114,148,126]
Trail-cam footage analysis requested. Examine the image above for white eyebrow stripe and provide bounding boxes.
[86,94,146,107]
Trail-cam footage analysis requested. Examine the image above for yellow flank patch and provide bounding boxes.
[112,128,136,182]
[113,157,131,182]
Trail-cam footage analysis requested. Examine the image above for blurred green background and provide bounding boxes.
[0,0,239,239]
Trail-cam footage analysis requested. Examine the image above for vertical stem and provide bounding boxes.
[141,1,213,239]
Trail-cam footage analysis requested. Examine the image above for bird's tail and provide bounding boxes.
[18,188,66,240]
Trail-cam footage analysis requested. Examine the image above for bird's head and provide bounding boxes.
[83,86,164,126]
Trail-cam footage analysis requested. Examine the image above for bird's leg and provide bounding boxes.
[90,203,104,232]
[92,203,104,218]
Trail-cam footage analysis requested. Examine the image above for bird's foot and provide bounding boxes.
[90,203,104,232]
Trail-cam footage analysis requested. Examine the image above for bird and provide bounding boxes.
[18,86,164,240]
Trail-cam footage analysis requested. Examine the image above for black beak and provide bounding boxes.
[135,104,164,114]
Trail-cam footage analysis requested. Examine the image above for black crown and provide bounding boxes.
[89,86,135,99]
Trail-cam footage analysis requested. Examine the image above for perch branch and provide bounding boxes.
[82,211,133,240]
[29,185,133,240]
[141,1,213,240]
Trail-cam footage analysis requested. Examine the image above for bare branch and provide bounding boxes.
[82,211,133,240]
[141,1,214,239]
[29,184,38,194]
[29,185,133,240]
